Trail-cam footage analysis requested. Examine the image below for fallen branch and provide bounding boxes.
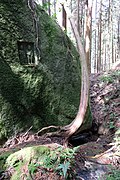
[22,126,33,137]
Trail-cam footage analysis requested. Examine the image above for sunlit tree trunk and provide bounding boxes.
[117,16,120,59]
[97,23,99,72]
[84,0,92,74]
[77,0,80,34]
[112,28,114,64]
[99,0,102,71]
[96,0,102,72]
[60,4,89,140]
[94,30,97,72]
[104,43,107,71]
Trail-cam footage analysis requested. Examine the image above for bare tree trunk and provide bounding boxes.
[99,0,102,71]
[117,16,120,60]
[94,30,97,73]
[85,0,92,74]
[97,23,99,72]
[114,46,116,62]
[99,14,102,71]
[104,43,107,70]
[59,5,89,139]
[48,0,51,16]
[81,2,84,37]
[94,0,98,73]
[53,0,56,15]
[112,31,114,64]
[62,4,67,30]
[77,0,80,34]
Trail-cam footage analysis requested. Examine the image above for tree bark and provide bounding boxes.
[48,0,51,16]
[84,0,92,74]
[37,3,90,143]
[59,5,89,139]
[62,4,67,30]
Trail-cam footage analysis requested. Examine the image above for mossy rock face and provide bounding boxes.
[0,0,92,140]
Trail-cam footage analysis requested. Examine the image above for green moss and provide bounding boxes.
[100,70,120,84]
[0,59,55,138]
[0,0,34,63]
[0,152,11,172]
[5,145,52,179]
[6,146,50,167]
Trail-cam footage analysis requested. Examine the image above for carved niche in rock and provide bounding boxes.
[17,41,35,65]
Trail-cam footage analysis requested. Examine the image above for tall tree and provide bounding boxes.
[97,0,102,72]
[62,4,67,30]
[48,0,51,16]
[84,0,92,74]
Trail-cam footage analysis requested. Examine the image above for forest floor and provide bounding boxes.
[0,69,120,180]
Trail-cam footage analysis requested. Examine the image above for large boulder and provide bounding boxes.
[0,0,92,140]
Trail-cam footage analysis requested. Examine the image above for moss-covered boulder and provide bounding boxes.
[0,0,92,140]
[0,144,57,179]
[2,144,76,179]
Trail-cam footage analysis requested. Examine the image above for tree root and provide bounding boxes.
[36,125,61,136]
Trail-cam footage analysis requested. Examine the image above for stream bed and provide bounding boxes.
[76,160,109,180]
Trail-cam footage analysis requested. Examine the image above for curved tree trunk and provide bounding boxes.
[36,3,90,142]
[61,24,89,137]
[59,5,89,139]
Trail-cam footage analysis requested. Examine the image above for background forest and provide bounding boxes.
[38,0,120,73]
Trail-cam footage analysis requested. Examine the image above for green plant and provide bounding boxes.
[55,146,79,179]
[34,146,78,179]
[51,13,57,21]
[100,75,114,83]
[42,2,52,11]
[58,146,79,160]
[114,129,120,148]
[43,154,57,169]
[107,112,117,129]
[56,161,70,178]
[109,112,118,119]
[105,169,120,180]
[28,163,39,175]
[108,121,115,129]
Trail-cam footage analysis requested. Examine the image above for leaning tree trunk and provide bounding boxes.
[37,3,89,143]
[62,4,67,30]
[59,5,89,140]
